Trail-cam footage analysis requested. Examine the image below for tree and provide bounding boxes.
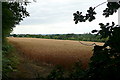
[73,1,120,80]
[2,1,30,79]
[2,2,29,42]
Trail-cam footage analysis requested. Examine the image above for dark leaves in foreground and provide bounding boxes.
[73,2,120,24]
[73,7,96,24]
[92,22,119,38]
[103,2,120,17]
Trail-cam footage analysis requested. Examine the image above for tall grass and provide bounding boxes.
[8,37,103,69]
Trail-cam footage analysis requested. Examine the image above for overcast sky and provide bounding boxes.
[12,0,118,34]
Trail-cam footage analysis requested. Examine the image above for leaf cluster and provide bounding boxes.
[73,2,120,24]
[73,7,96,24]
[103,2,120,17]
[92,22,118,38]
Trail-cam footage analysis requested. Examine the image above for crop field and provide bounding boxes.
[8,37,104,69]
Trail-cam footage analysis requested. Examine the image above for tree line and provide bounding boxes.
[10,33,106,42]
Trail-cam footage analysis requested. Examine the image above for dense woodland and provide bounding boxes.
[10,33,106,42]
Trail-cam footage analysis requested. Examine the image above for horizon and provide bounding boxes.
[10,32,94,35]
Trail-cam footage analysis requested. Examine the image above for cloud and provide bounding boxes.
[13,0,118,34]
[20,0,88,25]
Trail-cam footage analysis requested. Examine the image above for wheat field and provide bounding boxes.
[8,37,104,69]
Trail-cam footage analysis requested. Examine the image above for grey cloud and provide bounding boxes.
[20,0,88,25]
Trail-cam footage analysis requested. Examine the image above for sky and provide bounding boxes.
[12,0,118,34]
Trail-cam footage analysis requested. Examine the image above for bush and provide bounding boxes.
[2,44,18,79]
[69,61,86,80]
[47,65,65,80]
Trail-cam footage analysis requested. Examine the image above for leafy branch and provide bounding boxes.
[73,1,120,24]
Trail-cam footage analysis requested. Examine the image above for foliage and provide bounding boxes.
[10,33,106,42]
[2,44,19,79]
[2,2,29,79]
[46,61,86,80]
[103,2,120,17]
[73,7,96,23]
[2,2,29,42]
[73,1,120,80]
[68,61,86,80]
[86,22,120,80]
[47,65,65,80]
[73,2,120,23]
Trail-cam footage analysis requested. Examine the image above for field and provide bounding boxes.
[8,37,104,69]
